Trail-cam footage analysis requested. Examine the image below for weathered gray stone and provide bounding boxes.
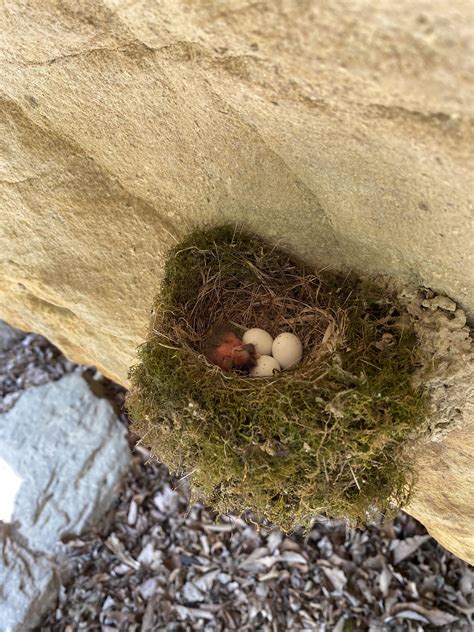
[0,373,131,632]
[0,320,23,353]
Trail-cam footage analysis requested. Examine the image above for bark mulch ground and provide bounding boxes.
[1,326,472,631]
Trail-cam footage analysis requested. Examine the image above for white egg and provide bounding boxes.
[272,333,303,370]
[243,327,273,355]
[250,355,281,377]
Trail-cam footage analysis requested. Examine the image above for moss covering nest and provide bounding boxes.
[127,225,428,530]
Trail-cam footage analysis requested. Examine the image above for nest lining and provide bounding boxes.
[127,225,428,530]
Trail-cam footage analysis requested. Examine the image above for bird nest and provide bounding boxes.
[127,225,428,529]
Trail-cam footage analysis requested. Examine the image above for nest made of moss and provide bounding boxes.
[127,225,428,530]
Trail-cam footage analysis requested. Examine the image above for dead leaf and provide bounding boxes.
[278,551,308,565]
[379,567,392,597]
[391,535,431,564]
[390,610,429,624]
[320,566,347,593]
[391,602,459,626]
[105,534,140,570]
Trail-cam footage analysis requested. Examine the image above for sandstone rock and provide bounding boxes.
[394,288,474,563]
[0,2,473,561]
[421,296,458,312]
[0,373,131,632]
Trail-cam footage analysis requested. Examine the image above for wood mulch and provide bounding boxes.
[1,326,472,631]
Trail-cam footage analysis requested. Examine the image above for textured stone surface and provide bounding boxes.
[1,0,473,385]
[0,373,130,632]
[399,290,474,564]
[0,1,473,562]
[0,320,22,353]
[408,424,474,565]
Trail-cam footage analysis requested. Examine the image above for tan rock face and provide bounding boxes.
[1,1,473,560]
[408,424,474,564]
[400,289,474,564]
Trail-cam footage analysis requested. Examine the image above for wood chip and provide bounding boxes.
[391,535,431,564]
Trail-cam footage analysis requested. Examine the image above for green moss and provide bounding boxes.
[127,225,428,530]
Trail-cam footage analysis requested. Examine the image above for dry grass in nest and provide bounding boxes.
[167,241,347,364]
[127,225,428,530]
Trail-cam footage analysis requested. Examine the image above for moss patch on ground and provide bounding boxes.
[127,225,428,530]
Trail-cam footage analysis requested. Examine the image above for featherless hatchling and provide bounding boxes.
[202,325,258,373]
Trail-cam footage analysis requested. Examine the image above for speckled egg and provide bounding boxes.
[250,355,281,377]
[272,333,303,370]
[243,328,273,355]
